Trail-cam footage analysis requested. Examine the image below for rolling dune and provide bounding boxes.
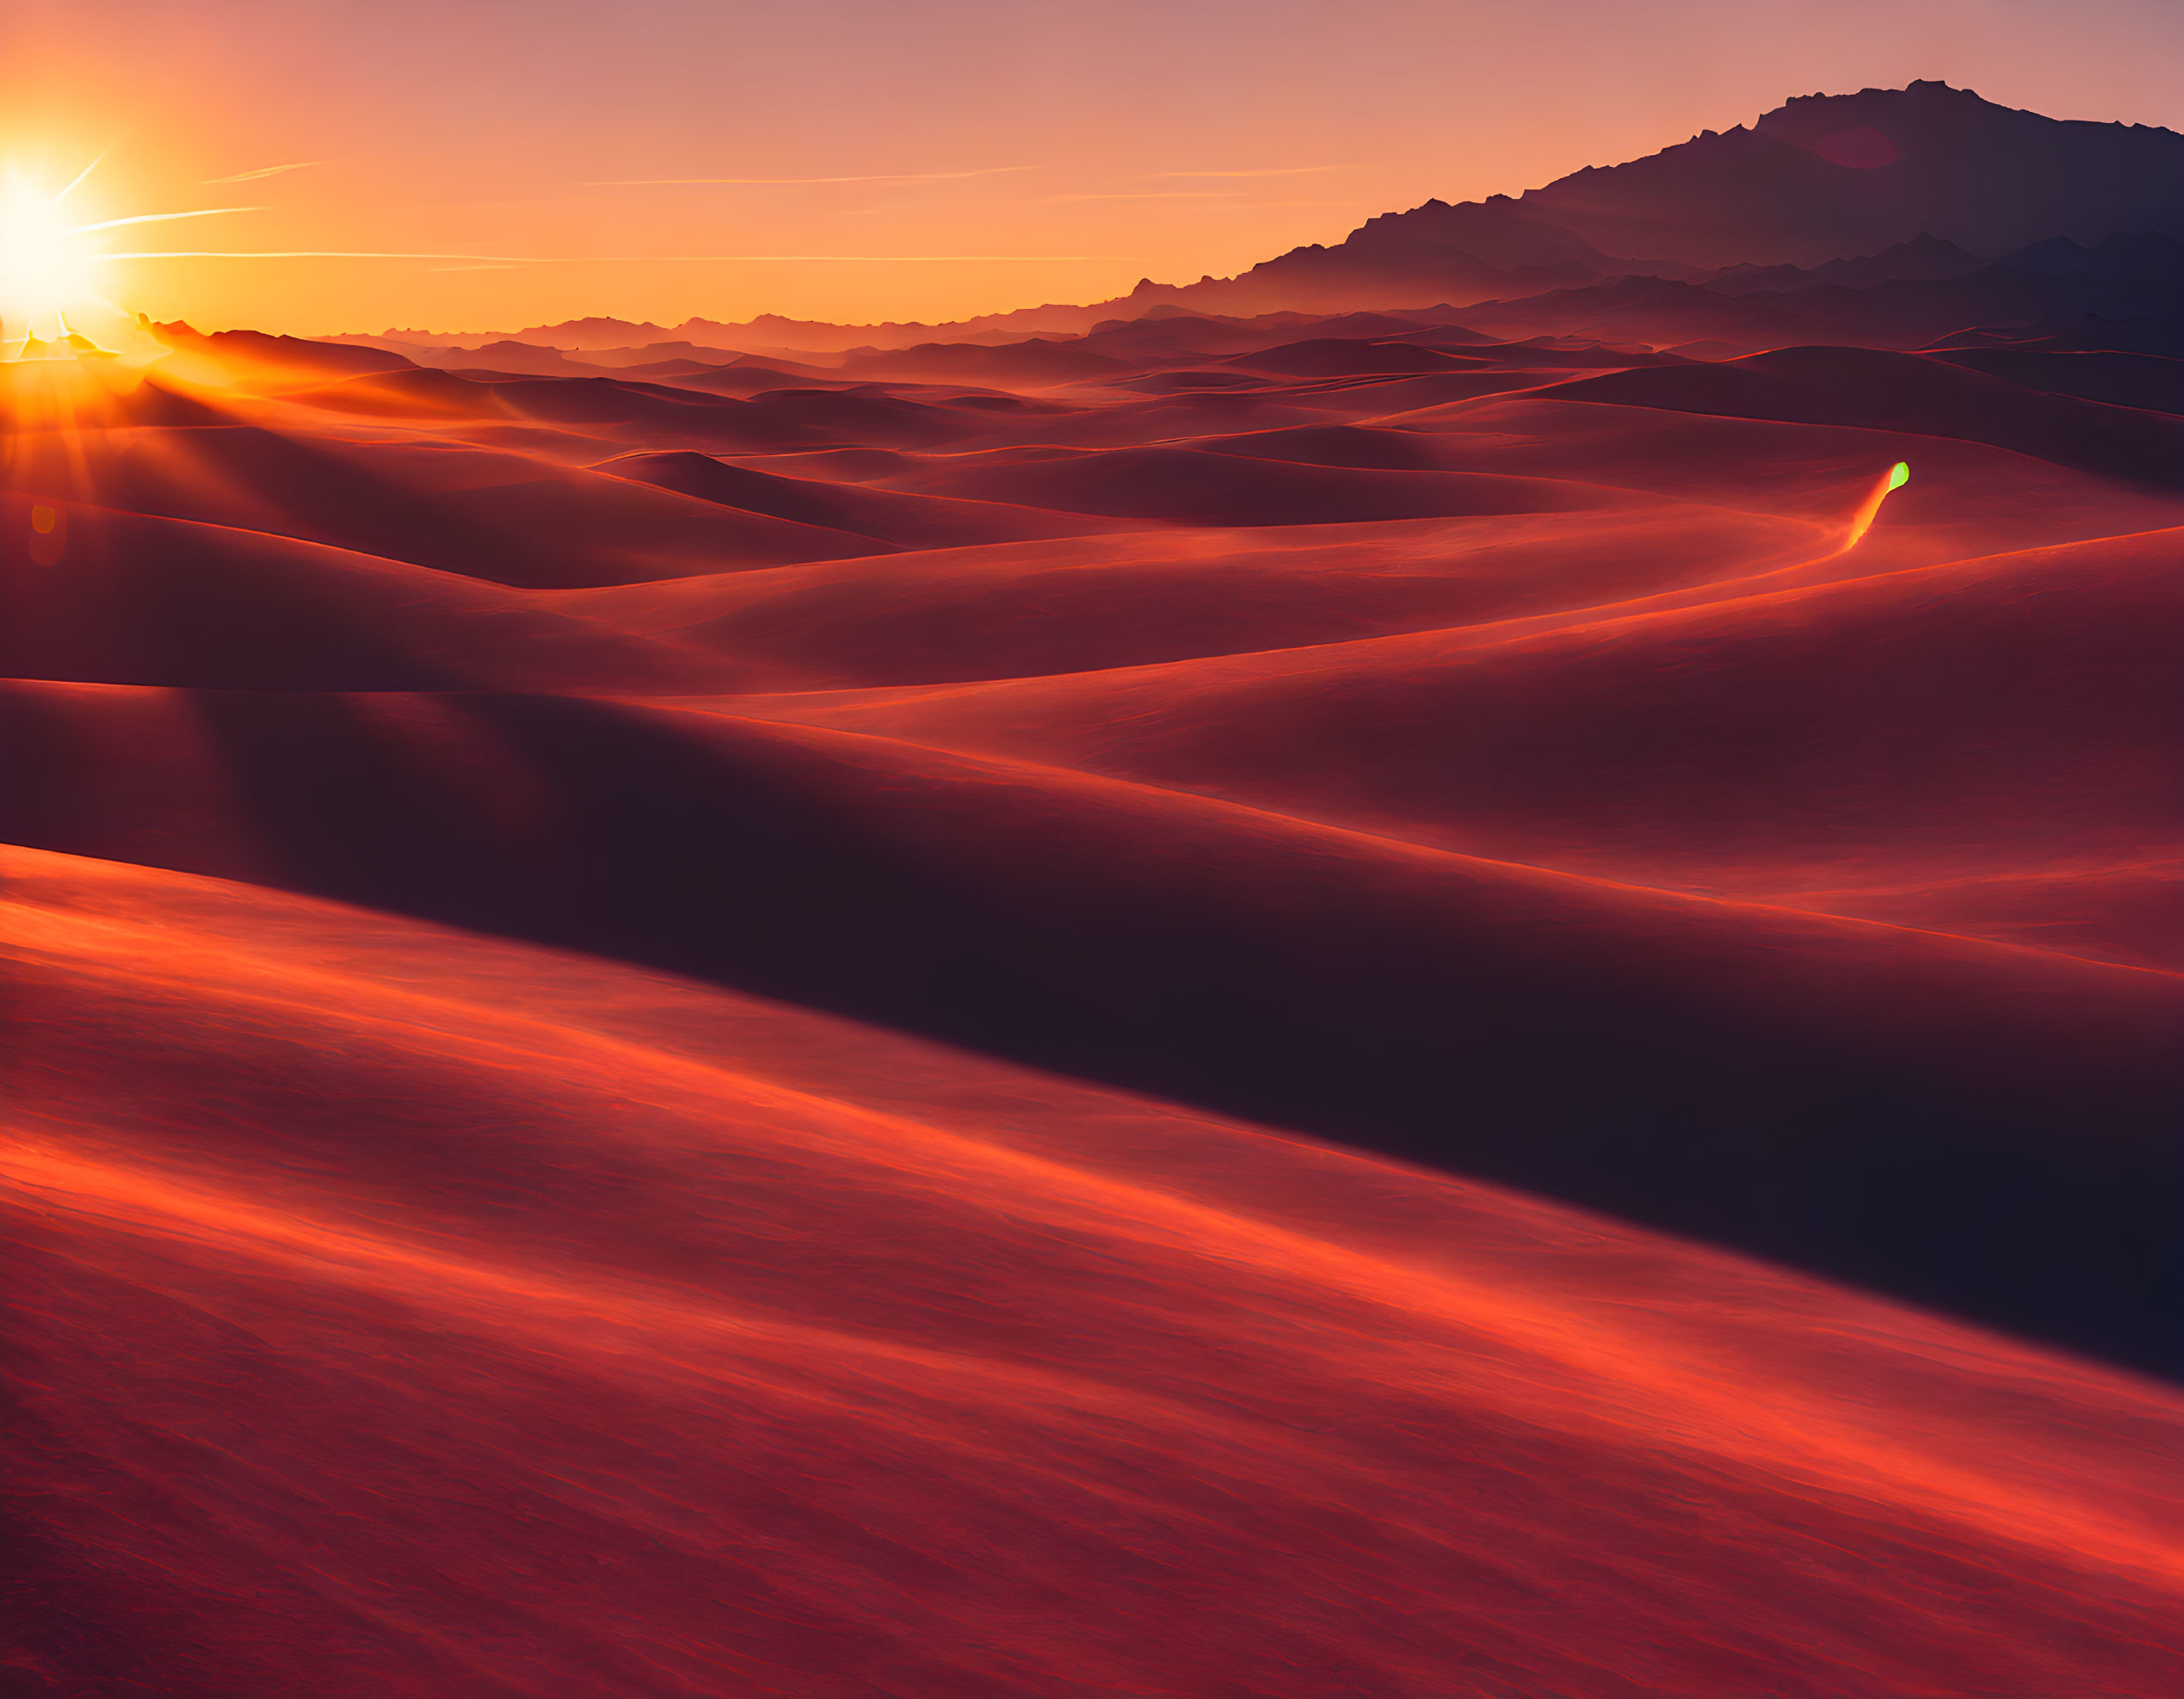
[7,848,2181,1697]
[5,300,2180,1694]
[601,449,1144,549]
[881,443,1632,525]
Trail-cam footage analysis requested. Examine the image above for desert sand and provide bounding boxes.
[5,264,2181,1694]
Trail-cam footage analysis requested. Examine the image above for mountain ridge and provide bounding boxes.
[315,83,2183,354]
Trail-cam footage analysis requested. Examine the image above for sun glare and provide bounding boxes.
[0,170,109,352]
[0,156,256,360]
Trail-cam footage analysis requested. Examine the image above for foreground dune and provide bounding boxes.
[8,848,2181,1697]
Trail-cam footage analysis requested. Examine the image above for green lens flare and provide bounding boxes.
[1886,461,1910,491]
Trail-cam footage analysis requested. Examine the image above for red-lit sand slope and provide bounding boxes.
[7,848,2182,1698]
[3,313,2181,1693]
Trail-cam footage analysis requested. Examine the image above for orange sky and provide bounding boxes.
[3,0,2178,337]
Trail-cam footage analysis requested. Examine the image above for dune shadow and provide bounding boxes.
[165,689,2184,1381]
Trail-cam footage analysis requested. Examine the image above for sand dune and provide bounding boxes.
[778,528,2180,887]
[834,340,1134,387]
[0,492,727,690]
[553,507,1816,688]
[1227,338,1494,377]
[8,847,2182,1696]
[1367,397,2184,553]
[728,385,1005,447]
[600,449,1144,549]
[1,423,900,587]
[1,680,2175,1379]
[147,324,419,389]
[5,298,2181,1692]
[1555,345,2184,485]
[1923,347,2184,414]
[883,443,1632,525]
[290,365,519,420]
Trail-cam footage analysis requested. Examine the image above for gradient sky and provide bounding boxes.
[3,0,2178,336]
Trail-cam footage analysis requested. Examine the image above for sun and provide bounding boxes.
[0,169,110,351]
[0,158,262,360]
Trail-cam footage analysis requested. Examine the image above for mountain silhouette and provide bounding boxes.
[1521,81,2184,268]
[1113,83,2184,318]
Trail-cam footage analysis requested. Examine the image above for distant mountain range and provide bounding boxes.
[1699,233,1990,296]
[325,83,2181,356]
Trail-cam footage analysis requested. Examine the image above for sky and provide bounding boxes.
[2,0,2178,336]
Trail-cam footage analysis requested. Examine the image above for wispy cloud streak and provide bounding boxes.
[204,161,330,184]
[71,207,260,234]
[585,166,1033,186]
[1151,165,1358,179]
[1043,191,1229,202]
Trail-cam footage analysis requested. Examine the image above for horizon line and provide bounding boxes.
[108,250,1124,264]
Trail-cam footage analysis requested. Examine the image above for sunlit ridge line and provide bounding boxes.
[0,1128,1558,1500]
[637,704,2182,980]
[7,1121,2170,1596]
[8,1127,2175,1591]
